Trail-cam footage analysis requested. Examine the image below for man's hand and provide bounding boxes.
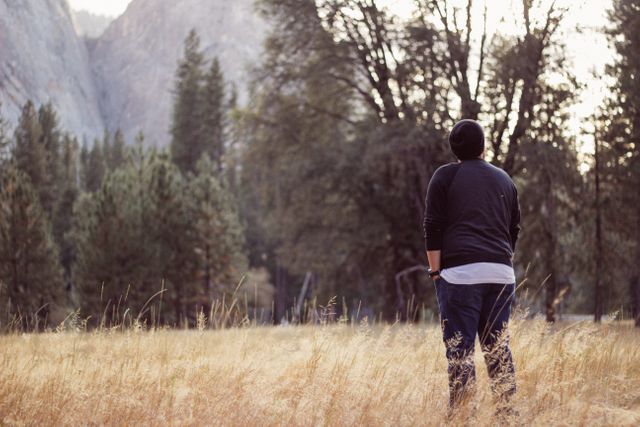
[426,250,441,273]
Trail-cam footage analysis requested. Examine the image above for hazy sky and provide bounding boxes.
[67,0,132,17]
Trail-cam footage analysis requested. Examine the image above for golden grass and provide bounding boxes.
[0,317,639,426]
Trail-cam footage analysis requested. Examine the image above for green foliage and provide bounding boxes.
[2,0,633,326]
[72,151,161,324]
[202,58,226,171]
[110,129,126,170]
[240,0,579,319]
[170,29,230,176]
[52,135,80,279]
[0,102,10,164]
[0,164,64,328]
[595,0,640,323]
[239,1,378,312]
[72,149,247,326]
[13,101,47,208]
[84,140,106,192]
[37,103,62,216]
[10,101,79,295]
[1,77,247,328]
[170,29,206,174]
[190,156,247,299]
[145,152,196,322]
[80,141,90,188]
[515,79,588,318]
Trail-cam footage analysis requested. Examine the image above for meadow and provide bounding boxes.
[0,316,639,426]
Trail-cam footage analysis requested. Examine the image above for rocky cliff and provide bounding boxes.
[72,9,114,38]
[0,0,266,146]
[89,0,266,146]
[0,0,104,140]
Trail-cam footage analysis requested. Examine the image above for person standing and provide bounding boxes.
[423,119,521,414]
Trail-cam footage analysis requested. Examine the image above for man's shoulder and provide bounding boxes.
[433,162,460,180]
[481,161,514,183]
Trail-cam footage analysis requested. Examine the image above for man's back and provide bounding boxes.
[424,158,520,270]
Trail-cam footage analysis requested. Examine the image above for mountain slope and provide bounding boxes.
[0,0,104,140]
[72,9,114,38]
[90,0,266,146]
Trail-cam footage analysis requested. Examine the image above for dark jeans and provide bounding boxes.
[434,277,516,408]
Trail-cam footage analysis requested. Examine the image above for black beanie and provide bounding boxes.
[448,119,485,160]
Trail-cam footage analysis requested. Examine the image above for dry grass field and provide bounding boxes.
[1,316,639,426]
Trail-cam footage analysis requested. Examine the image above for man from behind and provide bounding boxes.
[423,119,521,417]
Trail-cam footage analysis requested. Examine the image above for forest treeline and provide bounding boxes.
[0,31,247,329]
[0,0,639,329]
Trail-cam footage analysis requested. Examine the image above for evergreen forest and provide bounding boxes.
[1,0,639,329]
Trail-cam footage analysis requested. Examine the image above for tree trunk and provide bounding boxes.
[174,284,182,326]
[275,262,287,324]
[545,276,557,323]
[594,132,604,322]
[544,165,559,323]
[203,243,211,316]
[633,199,640,327]
[385,239,419,322]
[630,276,640,327]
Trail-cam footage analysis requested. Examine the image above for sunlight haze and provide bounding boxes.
[67,0,132,17]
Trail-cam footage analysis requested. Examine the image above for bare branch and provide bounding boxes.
[326,71,383,117]
[523,0,531,35]
[464,0,473,56]
[473,1,488,101]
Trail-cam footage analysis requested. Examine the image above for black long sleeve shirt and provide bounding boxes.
[423,159,521,269]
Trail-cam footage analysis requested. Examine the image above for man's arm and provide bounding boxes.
[426,250,441,279]
[510,186,521,253]
[424,167,449,277]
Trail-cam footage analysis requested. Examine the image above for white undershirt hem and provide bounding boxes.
[441,262,515,285]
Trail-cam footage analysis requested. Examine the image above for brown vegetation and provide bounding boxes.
[1,316,638,426]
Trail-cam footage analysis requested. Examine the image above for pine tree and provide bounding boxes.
[189,156,247,310]
[13,101,46,206]
[110,129,126,170]
[239,0,389,317]
[72,147,246,327]
[601,0,640,326]
[516,80,586,321]
[0,101,10,164]
[201,57,226,171]
[146,152,197,324]
[37,103,62,217]
[72,163,153,325]
[12,102,66,219]
[52,135,79,280]
[79,141,90,191]
[0,165,64,329]
[170,29,206,174]
[101,129,112,170]
[85,140,106,192]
